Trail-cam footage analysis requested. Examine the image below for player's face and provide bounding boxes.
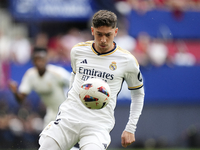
[33,55,47,72]
[91,26,118,53]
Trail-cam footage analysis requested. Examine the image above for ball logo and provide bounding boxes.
[81,84,92,90]
[83,95,98,102]
[98,86,110,97]
[109,61,117,71]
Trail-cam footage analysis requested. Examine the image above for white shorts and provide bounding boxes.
[43,109,58,127]
[39,111,111,150]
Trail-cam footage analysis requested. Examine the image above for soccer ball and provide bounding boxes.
[79,78,111,109]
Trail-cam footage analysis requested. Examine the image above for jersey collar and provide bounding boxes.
[91,41,117,56]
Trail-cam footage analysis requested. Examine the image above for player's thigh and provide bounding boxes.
[40,120,79,150]
[39,135,61,150]
[81,143,102,150]
[79,125,110,150]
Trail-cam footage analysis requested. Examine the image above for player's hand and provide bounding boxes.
[121,130,135,148]
[8,80,18,94]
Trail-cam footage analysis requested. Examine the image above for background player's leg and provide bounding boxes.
[81,143,102,150]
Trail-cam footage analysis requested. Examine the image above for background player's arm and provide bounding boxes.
[8,80,27,104]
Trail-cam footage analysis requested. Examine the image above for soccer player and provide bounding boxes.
[39,10,144,150]
[9,47,71,126]
[9,47,80,150]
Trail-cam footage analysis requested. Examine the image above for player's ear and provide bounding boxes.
[91,26,94,36]
[114,28,118,37]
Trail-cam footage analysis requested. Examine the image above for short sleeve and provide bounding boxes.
[124,56,143,90]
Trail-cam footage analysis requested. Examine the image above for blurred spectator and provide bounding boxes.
[115,0,132,15]
[48,29,92,64]
[117,0,200,13]
[166,0,187,20]
[34,32,49,48]
[132,32,151,68]
[166,0,200,11]
[0,112,13,149]
[0,100,44,149]
[10,25,31,65]
[0,30,11,61]
[173,41,196,66]
[186,125,200,148]
[48,33,63,63]
[114,27,136,53]
[189,0,200,11]
[0,29,11,89]
[60,28,84,64]
[18,103,44,149]
[153,0,167,9]
[166,0,200,12]
[133,32,169,68]
[126,0,155,14]
[81,29,93,41]
[148,38,168,67]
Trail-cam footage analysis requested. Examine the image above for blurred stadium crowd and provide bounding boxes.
[119,0,200,12]
[0,0,200,149]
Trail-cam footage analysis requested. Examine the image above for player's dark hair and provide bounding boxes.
[92,10,117,28]
[33,47,47,54]
[32,47,47,59]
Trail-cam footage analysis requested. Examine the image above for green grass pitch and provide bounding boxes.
[1,148,198,150]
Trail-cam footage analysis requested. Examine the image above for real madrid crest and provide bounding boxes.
[109,61,117,71]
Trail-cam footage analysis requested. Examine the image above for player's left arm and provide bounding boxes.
[121,55,145,147]
[121,87,144,147]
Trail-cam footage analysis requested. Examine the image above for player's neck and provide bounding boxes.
[38,69,46,76]
[93,42,115,54]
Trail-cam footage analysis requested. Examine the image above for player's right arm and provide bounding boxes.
[8,80,27,103]
[69,45,77,88]
[9,68,33,104]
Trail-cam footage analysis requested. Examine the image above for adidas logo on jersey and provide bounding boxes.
[81,59,87,64]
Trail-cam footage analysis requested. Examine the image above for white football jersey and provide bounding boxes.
[59,41,143,131]
[19,64,71,125]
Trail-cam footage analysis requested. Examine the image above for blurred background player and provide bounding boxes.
[8,47,71,126]
[8,47,79,150]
